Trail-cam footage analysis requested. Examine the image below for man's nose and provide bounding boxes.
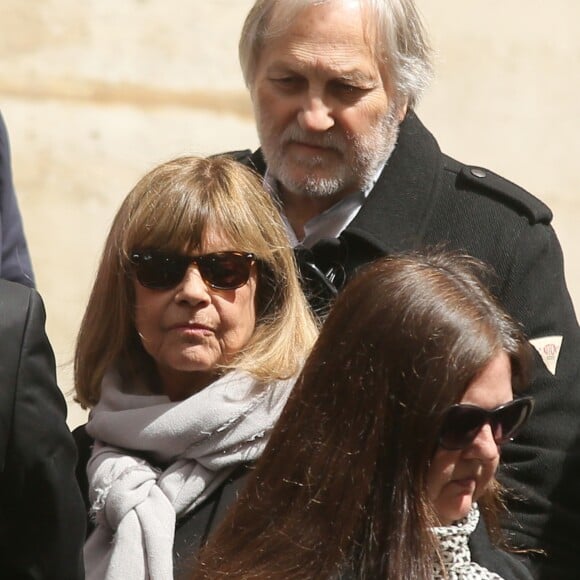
[298,95,334,132]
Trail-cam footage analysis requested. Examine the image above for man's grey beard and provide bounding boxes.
[260,105,400,199]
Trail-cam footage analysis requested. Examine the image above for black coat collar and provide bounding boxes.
[346,111,443,253]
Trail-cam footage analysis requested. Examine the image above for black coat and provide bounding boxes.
[235,112,580,579]
[0,280,85,579]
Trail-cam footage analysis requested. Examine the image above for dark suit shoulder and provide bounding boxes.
[0,279,34,313]
[0,280,36,468]
[443,156,552,225]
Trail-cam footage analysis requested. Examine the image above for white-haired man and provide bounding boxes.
[227,1,579,577]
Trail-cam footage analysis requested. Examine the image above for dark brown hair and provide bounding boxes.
[190,250,532,579]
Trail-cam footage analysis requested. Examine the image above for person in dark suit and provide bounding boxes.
[0,278,85,578]
[0,111,35,287]
[221,1,580,577]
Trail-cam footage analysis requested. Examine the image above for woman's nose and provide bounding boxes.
[174,266,211,304]
[464,423,500,461]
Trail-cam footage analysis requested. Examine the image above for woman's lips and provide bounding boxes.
[451,477,477,490]
[170,322,213,336]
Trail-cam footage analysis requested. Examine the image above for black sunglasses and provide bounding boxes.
[438,396,534,451]
[130,250,256,291]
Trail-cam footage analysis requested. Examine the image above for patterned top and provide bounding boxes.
[431,504,503,579]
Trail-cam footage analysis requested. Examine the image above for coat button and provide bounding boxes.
[470,167,487,178]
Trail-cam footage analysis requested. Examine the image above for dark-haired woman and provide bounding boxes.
[191,251,535,579]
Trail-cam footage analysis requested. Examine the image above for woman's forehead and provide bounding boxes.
[133,225,251,254]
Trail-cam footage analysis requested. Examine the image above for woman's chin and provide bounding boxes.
[436,495,473,526]
[158,364,219,399]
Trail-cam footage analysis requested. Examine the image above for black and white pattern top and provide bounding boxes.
[432,504,503,579]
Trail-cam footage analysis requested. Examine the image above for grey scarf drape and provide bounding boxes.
[83,368,294,580]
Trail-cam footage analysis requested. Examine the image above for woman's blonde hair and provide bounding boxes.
[74,155,317,408]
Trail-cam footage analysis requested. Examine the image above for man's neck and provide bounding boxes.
[278,185,350,240]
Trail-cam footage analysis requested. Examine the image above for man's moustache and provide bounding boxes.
[281,127,345,153]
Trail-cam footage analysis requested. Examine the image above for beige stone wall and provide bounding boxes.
[1,0,578,429]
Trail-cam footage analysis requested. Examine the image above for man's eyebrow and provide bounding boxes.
[265,60,294,72]
[263,62,379,89]
[334,70,377,84]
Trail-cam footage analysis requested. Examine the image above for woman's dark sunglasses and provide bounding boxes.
[130,250,256,291]
[438,396,534,451]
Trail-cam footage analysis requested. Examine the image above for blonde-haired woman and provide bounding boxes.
[73,155,317,580]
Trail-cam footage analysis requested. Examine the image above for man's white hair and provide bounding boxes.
[239,0,433,109]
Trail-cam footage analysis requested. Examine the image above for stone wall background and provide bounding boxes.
[1,0,578,429]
